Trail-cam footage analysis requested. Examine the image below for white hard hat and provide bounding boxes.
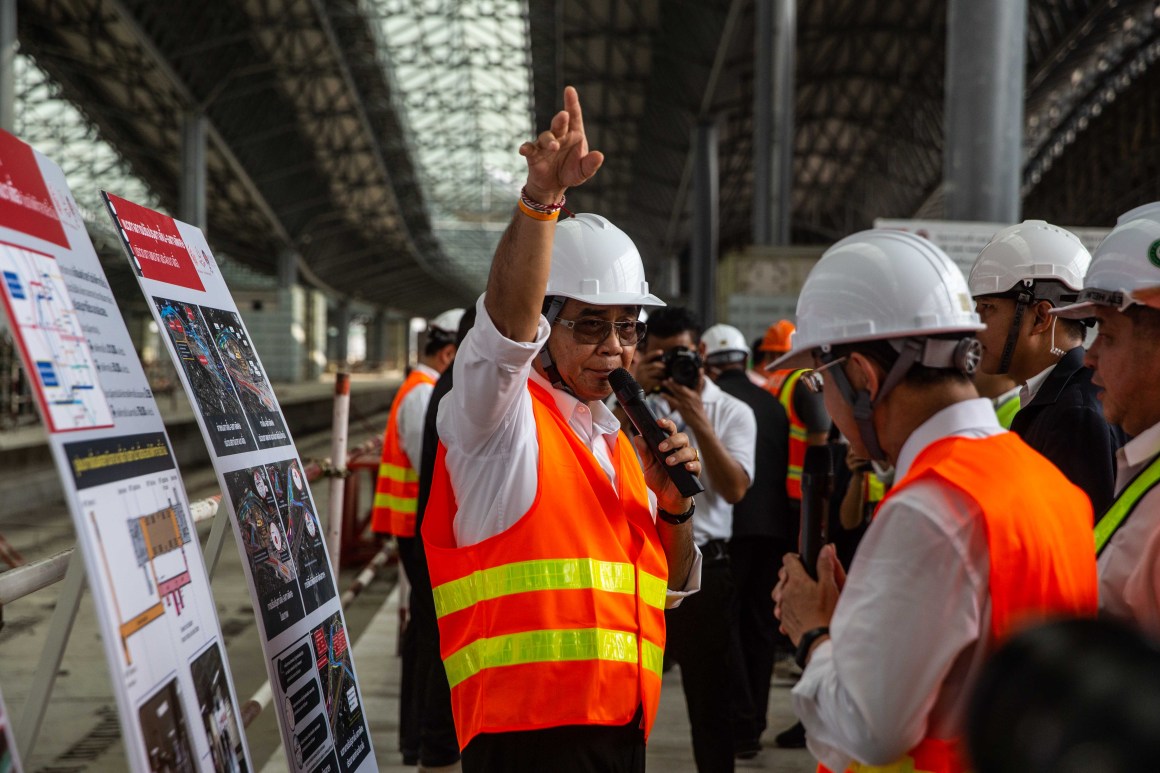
[968,220,1090,301]
[547,213,665,308]
[774,229,983,367]
[703,324,750,363]
[429,308,465,334]
[1053,202,1160,318]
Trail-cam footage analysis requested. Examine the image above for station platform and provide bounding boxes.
[258,581,818,773]
[0,373,400,517]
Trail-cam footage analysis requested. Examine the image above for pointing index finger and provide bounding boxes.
[564,85,584,135]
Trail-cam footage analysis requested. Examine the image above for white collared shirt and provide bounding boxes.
[645,380,756,544]
[436,295,701,604]
[398,363,440,469]
[794,398,1003,771]
[1098,420,1160,638]
[1018,362,1057,407]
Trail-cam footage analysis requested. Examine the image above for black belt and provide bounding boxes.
[699,538,729,562]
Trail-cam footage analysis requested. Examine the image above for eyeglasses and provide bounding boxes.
[801,356,848,393]
[554,317,647,345]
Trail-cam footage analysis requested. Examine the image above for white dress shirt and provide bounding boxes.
[436,295,701,604]
[1018,361,1056,407]
[645,380,756,544]
[398,363,439,470]
[793,398,1003,771]
[1098,420,1160,638]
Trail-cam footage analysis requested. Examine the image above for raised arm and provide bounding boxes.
[485,86,604,342]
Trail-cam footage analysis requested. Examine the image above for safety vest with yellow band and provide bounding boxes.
[822,432,1099,773]
[993,391,1021,430]
[423,379,669,749]
[371,369,436,537]
[1095,453,1160,556]
[767,368,809,501]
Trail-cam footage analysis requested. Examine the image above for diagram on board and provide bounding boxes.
[225,465,307,640]
[0,241,113,431]
[309,613,370,773]
[153,297,255,456]
[265,459,335,614]
[199,306,290,450]
[64,433,206,669]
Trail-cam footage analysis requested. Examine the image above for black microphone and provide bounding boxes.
[609,368,705,499]
[799,444,834,579]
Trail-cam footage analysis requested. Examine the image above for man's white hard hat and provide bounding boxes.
[1053,202,1160,318]
[774,229,984,367]
[703,324,751,364]
[429,308,466,334]
[968,220,1090,300]
[547,213,665,308]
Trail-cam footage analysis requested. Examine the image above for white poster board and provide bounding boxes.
[0,131,252,772]
[102,193,375,773]
[873,218,1110,278]
[0,686,23,773]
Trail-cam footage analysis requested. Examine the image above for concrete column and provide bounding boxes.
[945,0,1026,222]
[179,110,208,230]
[692,120,719,325]
[333,299,351,368]
[0,0,15,133]
[752,0,795,245]
[277,246,298,290]
[365,311,387,369]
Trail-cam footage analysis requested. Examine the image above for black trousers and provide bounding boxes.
[462,713,646,773]
[666,543,737,772]
[728,535,792,745]
[397,535,461,767]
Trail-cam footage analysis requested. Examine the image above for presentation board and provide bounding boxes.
[103,193,375,773]
[0,131,252,772]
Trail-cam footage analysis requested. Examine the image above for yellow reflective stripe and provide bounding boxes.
[641,639,664,678]
[788,426,808,441]
[433,558,636,618]
[994,393,1021,429]
[378,462,419,483]
[638,571,668,610]
[849,758,935,773]
[776,369,807,411]
[787,464,803,482]
[373,493,417,513]
[1095,454,1160,554]
[866,473,886,503]
[443,628,639,687]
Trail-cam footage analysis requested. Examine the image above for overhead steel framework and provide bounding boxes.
[9,0,1160,316]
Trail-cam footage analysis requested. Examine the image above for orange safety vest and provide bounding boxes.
[423,380,669,749]
[371,369,436,537]
[767,368,809,500]
[820,432,1098,773]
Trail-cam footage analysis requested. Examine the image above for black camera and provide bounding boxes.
[661,346,703,390]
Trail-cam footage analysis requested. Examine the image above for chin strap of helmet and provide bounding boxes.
[825,336,980,464]
[537,295,575,396]
[997,283,1035,375]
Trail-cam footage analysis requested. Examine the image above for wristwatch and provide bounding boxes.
[794,626,830,669]
[657,499,695,525]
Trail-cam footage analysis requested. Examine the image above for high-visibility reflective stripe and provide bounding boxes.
[641,639,664,678]
[637,571,668,611]
[378,462,419,483]
[443,628,639,687]
[866,473,886,503]
[374,493,418,513]
[787,464,803,477]
[1095,454,1160,555]
[434,558,638,618]
[788,426,808,441]
[849,757,939,773]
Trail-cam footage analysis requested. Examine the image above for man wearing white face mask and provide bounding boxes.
[968,221,1125,514]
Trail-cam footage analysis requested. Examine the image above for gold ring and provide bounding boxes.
[692,448,700,462]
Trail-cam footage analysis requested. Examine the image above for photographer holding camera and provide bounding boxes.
[630,306,757,772]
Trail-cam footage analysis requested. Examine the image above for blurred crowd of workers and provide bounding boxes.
[368,87,1160,773]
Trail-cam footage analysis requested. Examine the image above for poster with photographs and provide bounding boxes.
[273,613,370,773]
[190,644,248,773]
[0,130,251,771]
[104,192,376,772]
